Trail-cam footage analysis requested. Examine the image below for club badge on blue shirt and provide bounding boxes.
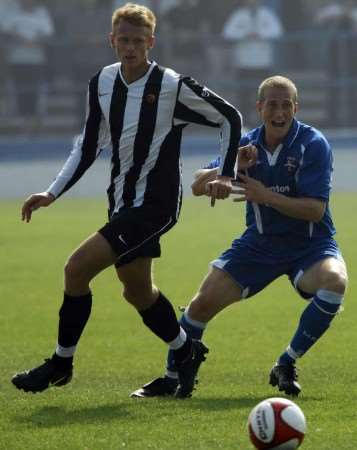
[284,156,298,173]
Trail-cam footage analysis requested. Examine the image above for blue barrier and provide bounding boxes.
[0,131,355,162]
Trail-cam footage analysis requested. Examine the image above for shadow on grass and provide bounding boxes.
[13,394,324,428]
[14,404,131,428]
[14,397,256,429]
[135,393,325,414]
[184,394,325,410]
[172,395,262,411]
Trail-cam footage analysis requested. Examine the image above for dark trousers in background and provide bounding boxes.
[236,68,269,128]
[8,64,47,116]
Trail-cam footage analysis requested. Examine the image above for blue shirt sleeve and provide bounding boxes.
[239,135,251,146]
[296,137,333,201]
[203,156,221,169]
[202,134,252,170]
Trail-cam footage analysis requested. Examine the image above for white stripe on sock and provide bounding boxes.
[168,327,187,350]
[316,289,343,305]
[165,370,178,380]
[184,310,207,330]
[56,344,77,358]
[287,345,300,360]
[312,300,340,316]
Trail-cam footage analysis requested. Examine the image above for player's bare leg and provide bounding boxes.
[116,257,159,310]
[187,267,243,322]
[297,257,347,296]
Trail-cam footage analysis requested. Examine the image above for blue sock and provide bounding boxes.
[278,289,343,366]
[165,311,206,379]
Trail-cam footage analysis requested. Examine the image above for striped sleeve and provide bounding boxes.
[174,77,242,178]
[46,72,110,199]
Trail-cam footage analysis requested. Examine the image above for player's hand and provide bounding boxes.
[237,144,258,170]
[206,176,232,207]
[191,168,218,196]
[231,173,269,204]
[21,192,55,223]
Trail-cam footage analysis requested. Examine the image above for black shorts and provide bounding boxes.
[98,206,176,267]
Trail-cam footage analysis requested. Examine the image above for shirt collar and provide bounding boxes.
[119,60,156,87]
[254,119,300,150]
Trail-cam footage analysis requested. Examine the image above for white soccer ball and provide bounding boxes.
[248,397,306,449]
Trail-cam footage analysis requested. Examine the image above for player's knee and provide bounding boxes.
[320,269,348,295]
[64,254,86,282]
[122,284,156,309]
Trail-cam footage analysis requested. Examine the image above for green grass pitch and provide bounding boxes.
[1,194,356,450]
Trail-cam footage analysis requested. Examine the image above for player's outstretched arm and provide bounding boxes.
[21,192,55,223]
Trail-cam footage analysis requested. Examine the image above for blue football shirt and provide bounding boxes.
[205,119,336,238]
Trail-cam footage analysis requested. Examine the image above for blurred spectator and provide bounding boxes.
[113,0,154,10]
[315,0,357,126]
[196,1,237,85]
[177,0,237,34]
[2,0,54,117]
[279,0,307,69]
[222,0,283,125]
[0,0,20,26]
[0,0,20,114]
[155,0,180,15]
[112,0,179,16]
[315,1,356,28]
[160,0,210,76]
[64,3,111,80]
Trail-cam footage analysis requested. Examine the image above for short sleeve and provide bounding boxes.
[295,137,333,201]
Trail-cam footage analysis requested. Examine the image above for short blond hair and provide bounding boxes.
[258,76,298,103]
[112,3,156,34]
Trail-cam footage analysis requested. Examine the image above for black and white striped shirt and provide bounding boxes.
[47,61,242,218]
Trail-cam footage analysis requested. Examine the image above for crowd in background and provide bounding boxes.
[0,0,357,133]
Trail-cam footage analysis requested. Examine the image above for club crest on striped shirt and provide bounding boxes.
[146,93,156,104]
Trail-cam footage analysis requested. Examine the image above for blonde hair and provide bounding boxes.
[112,3,156,34]
[258,76,298,103]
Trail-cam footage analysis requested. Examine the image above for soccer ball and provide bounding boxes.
[248,397,306,449]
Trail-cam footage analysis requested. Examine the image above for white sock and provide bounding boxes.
[55,344,77,358]
[168,327,187,350]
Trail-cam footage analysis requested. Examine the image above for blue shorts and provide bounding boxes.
[212,228,343,299]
